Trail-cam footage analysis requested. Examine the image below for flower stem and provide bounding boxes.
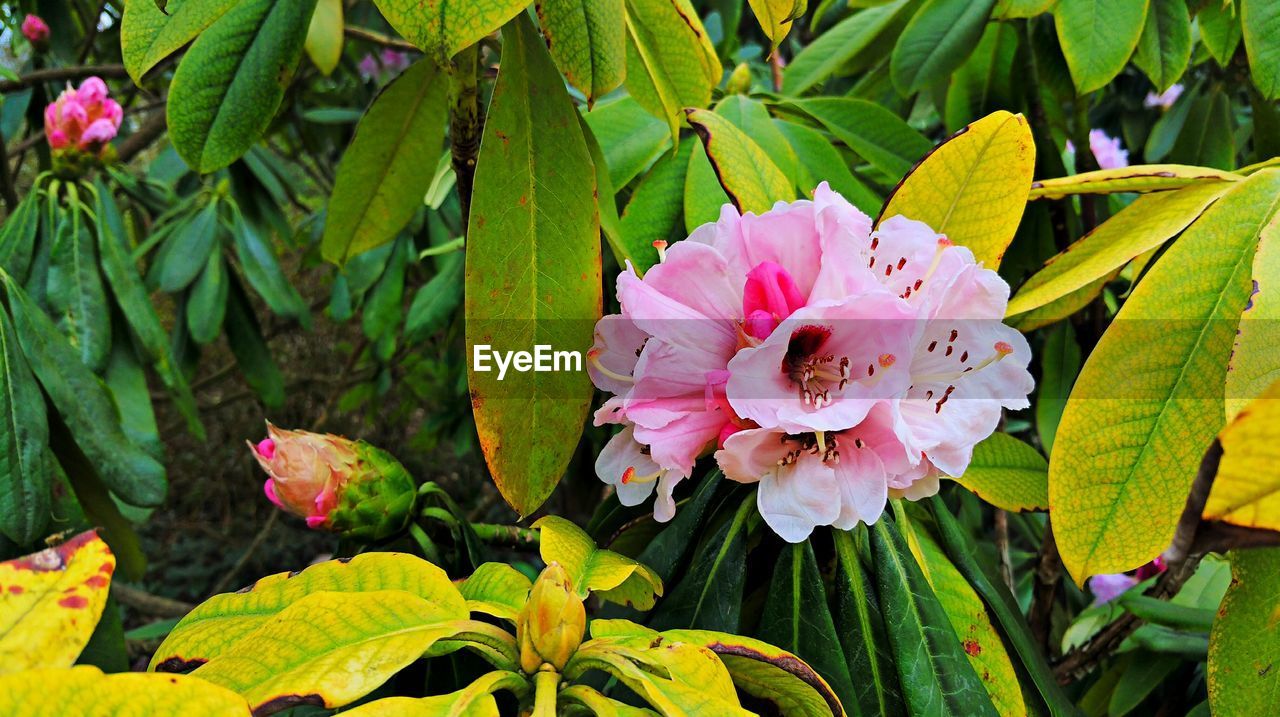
[471,522,540,549]
[531,670,559,717]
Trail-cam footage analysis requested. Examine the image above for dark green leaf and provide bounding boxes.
[1169,88,1236,170]
[361,236,409,343]
[1243,0,1280,99]
[583,96,671,191]
[158,201,220,293]
[0,308,49,545]
[224,277,284,409]
[1133,0,1191,93]
[167,0,319,172]
[785,98,931,180]
[231,209,307,323]
[890,0,996,94]
[0,191,41,284]
[1036,321,1081,457]
[774,119,881,215]
[50,429,148,581]
[1108,654,1180,717]
[683,140,731,232]
[405,259,463,343]
[758,542,858,712]
[784,0,909,94]
[1199,0,1242,68]
[944,22,1020,133]
[186,252,228,345]
[1053,0,1148,94]
[618,139,692,272]
[3,276,166,508]
[871,514,998,717]
[103,337,163,461]
[633,472,723,582]
[46,198,111,373]
[321,58,448,263]
[648,494,752,632]
[833,528,905,717]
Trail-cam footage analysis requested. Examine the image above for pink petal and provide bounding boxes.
[305,515,328,529]
[263,480,284,508]
[78,118,118,149]
[256,438,276,459]
[756,455,841,543]
[742,261,807,339]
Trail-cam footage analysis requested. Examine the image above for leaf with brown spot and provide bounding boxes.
[0,666,250,716]
[0,531,115,673]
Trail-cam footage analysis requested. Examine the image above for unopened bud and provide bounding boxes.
[517,563,585,673]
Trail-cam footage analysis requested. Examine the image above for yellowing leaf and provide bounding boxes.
[879,111,1034,268]
[1027,165,1240,200]
[151,552,464,671]
[749,0,807,48]
[120,0,240,83]
[538,0,627,105]
[0,666,250,716]
[624,0,721,143]
[1203,381,1280,530]
[1050,169,1280,582]
[340,671,526,716]
[1225,212,1280,420]
[1007,275,1113,333]
[191,590,470,712]
[569,638,752,716]
[1007,182,1231,317]
[1207,548,1280,716]
[951,433,1048,512]
[372,0,528,63]
[305,0,344,75]
[0,531,114,673]
[459,563,533,621]
[686,108,794,214]
[901,509,1026,717]
[535,516,663,609]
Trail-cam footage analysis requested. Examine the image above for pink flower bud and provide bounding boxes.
[79,118,119,150]
[43,77,122,163]
[47,129,70,150]
[76,77,109,105]
[22,15,50,45]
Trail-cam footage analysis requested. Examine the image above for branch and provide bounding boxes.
[471,522,539,549]
[449,45,482,227]
[0,64,129,93]
[116,111,167,162]
[111,583,194,618]
[344,26,418,52]
[1029,518,1062,654]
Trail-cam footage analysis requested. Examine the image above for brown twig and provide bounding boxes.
[1029,518,1063,654]
[0,64,130,93]
[994,509,1015,594]
[449,45,482,227]
[111,583,194,618]
[344,26,418,52]
[207,511,278,596]
[117,111,167,162]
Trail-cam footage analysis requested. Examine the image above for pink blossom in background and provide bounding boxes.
[380,49,411,74]
[1066,130,1129,171]
[1144,84,1184,110]
[43,77,123,157]
[21,14,50,45]
[358,53,381,81]
[589,183,1034,541]
[1088,556,1168,605]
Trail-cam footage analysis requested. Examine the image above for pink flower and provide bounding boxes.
[43,77,123,159]
[589,184,1033,541]
[380,49,411,74]
[358,53,381,81]
[1144,84,1184,110]
[1088,557,1167,605]
[22,15,50,46]
[1067,130,1129,171]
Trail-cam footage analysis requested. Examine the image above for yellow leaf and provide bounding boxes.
[340,671,526,716]
[951,433,1048,512]
[1007,275,1113,332]
[1050,169,1280,582]
[1225,212,1280,420]
[304,0,343,76]
[624,0,721,143]
[459,563,533,622]
[1203,381,1280,530]
[901,509,1026,717]
[569,639,752,716]
[749,0,807,48]
[879,111,1035,269]
[0,531,114,673]
[1028,164,1240,200]
[535,516,663,609]
[0,666,250,716]
[1007,182,1232,317]
[686,108,795,215]
[190,589,471,712]
[151,552,464,671]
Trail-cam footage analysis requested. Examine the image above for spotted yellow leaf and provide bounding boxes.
[749,0,807,48]
[1027,164,1240,200]
[686,108,794,215]
[1224,212,1280,420]
[1203,380,1280,530]
[0,666,250,716]
[0,531,114,673]
[879,111,1034,269]
[624,0,720,143]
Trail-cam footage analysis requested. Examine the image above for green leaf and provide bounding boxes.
[304,0,344,75]
[1053,0,1149,94]
[0,309,49,545]
[465,14,602,517]
[1243,0,1280,99]
[1007,182,1231,316]
[2,277,165,508]
[159,201,220,293]
[405,260,463,343]
[583,96,671,191]
[686,108,794,213]
[879,110,1035,268]
[784,0,907,94]
[623,0,721,142]
[120,0,240,82]
[617,135,691,274]
[538,0,626,105]
[1133,0,1191,93]
[1036,321,1081,457]
[1208,548,1280,715]
[224,277,284,409]
[186,252,228,345]
[0,531,114,672]
[748,0,807,48]
[92,183,202,439]
[361,236,409,344]
[785,98,931,180]
[104,339,163,461]
[890,0,996,94]
[321,58,448,264]
[1198,1,1242,68]
[231,210,307,323]
[46,199,110,373]
[944,22,1020,133]
[190,590,470,712]
[535,516,663,609]
[0,191,40,284]
[900,507,1026,717]
[0,666,251,716]
[871,515,998,717]
[757,542,857,712]
[951,433,1048,512]
[372,0,528,64]
[716,96,800,188]
[683,139,732,232]
[1051,169,1280,581]
[1168,89,1236,170]
[832,529,903,717]
[776,119,882,215]
[580,114,634,273]
[648,495,752,632]
[167,0,318,172]
[459,563,533,621]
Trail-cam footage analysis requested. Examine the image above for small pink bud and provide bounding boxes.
[47,129,70,150]
[21,15,50,45]
[256,438,276,459]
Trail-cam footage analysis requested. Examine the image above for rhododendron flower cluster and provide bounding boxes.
[590,184,1033,541]
[43,77,122,159]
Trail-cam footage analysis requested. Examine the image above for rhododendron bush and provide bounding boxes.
[2,2,1280,716]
